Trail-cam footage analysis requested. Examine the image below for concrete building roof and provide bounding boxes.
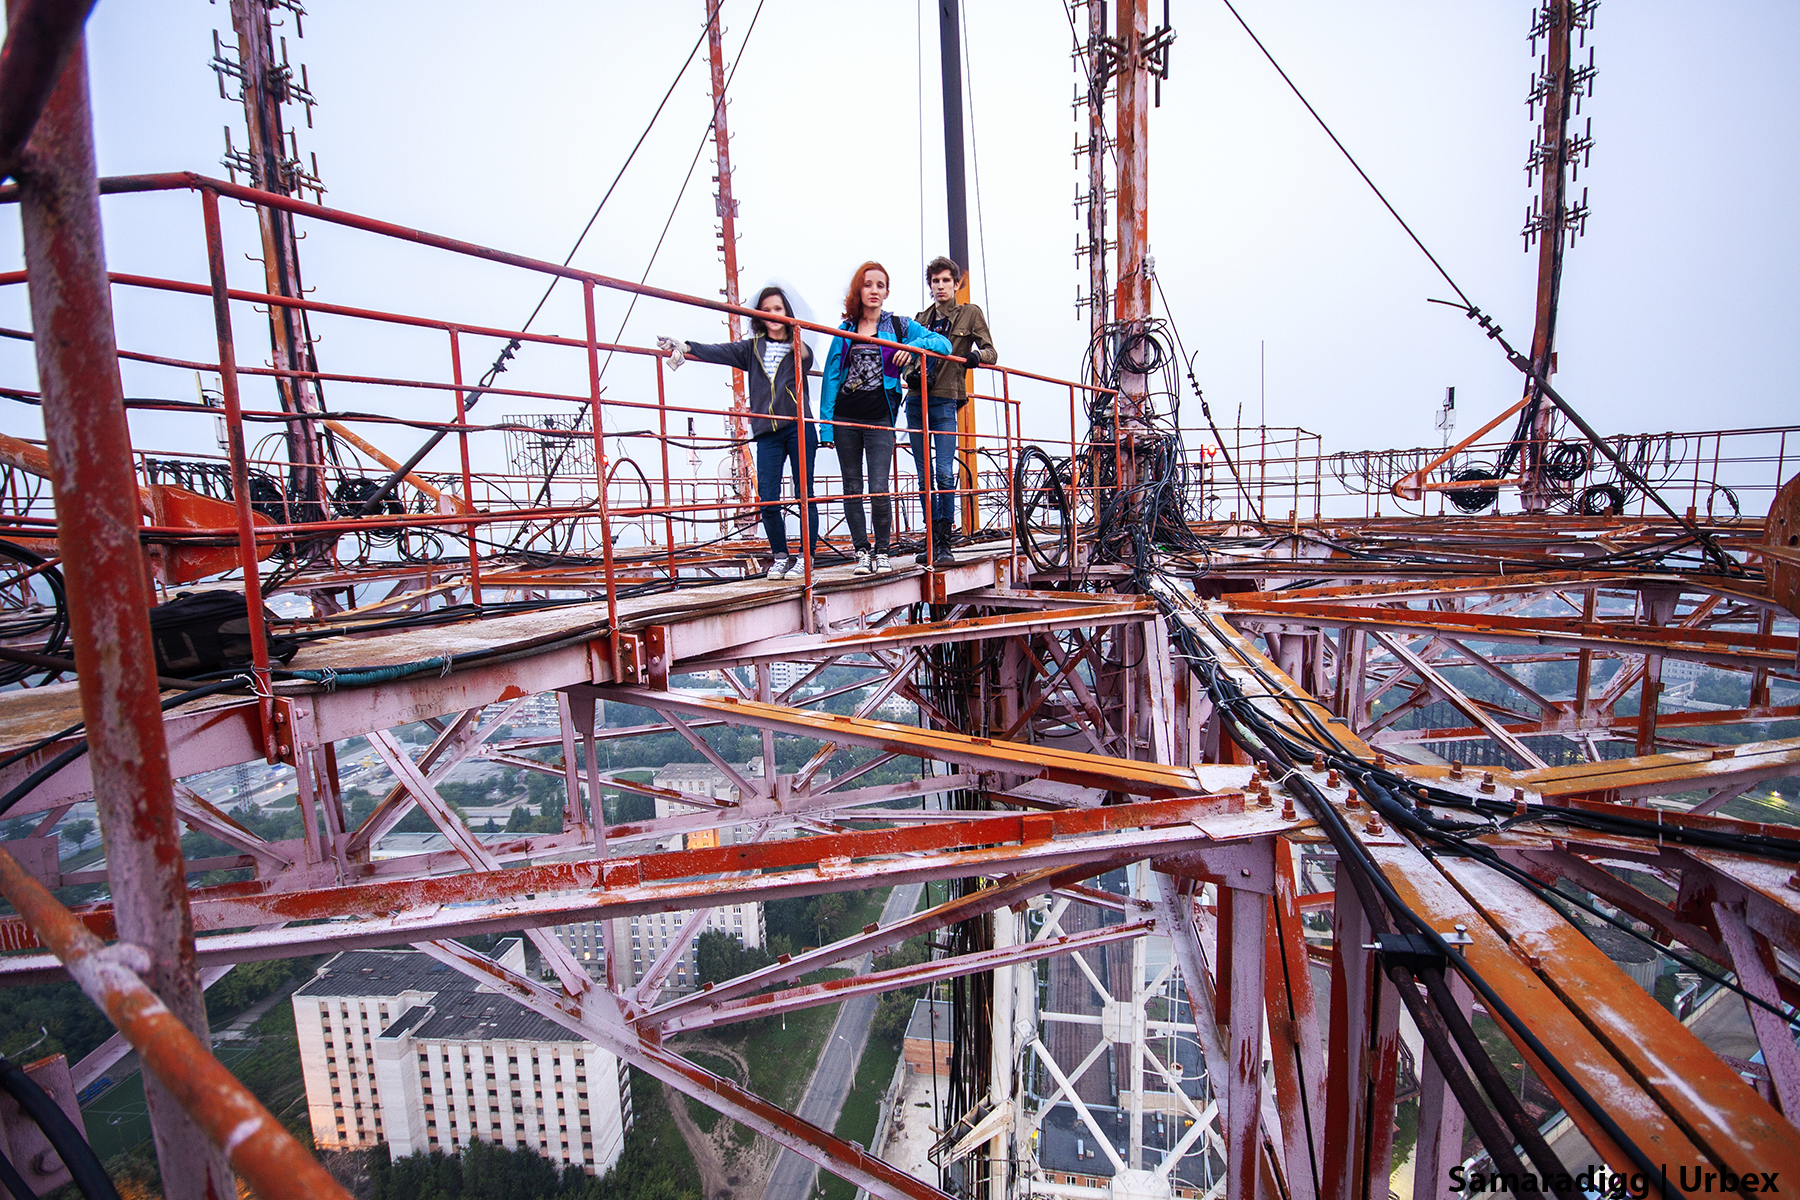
[906,998,953,1043]
[297,943,586,1045]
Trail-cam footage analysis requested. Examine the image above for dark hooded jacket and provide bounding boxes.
[683,335,815,438]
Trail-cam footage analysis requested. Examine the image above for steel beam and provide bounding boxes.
[14,34,232,1197]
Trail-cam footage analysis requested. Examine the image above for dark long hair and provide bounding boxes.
[841,261,889,322]
[749,285,796,339]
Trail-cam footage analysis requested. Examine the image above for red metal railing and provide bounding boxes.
[0,173,1116,675]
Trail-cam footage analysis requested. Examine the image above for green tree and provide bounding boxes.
[694,929,774,987]
[505,805,533,833]
[60,818,94,848]
[813,892,848,945]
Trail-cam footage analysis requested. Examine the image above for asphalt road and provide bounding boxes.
[764,880,923,1200]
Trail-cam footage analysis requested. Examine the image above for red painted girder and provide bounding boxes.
[1506,735,1800,804]
[1437,855,1800,1176]
[608,686,1219,798]
[1222,595,1797,667]
[643,860,1122,1026]
[678,598,1155,668]
[0,802,1290,966]
[663,920,1155,1035]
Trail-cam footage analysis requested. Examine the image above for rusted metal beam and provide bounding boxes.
[0,0,93,180]
[14,34,233,1197]
[0,807,1286,974]
[0,844,348,1199]
[1222,595,1798,668]
[665,920,1153,1035]
[1369,629,1549,770]
[605,686,1217,798]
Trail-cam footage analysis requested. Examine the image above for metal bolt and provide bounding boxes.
[1282,798,1296,820]
[1345,794,1362,810]
[1312,753,1326,772]
[1449,759,1464,780]
[1256,761,1270,780]
[1326,769,1341,788]
[1480,771,1497,794]
[1366,815,1384,835]
[1373,753,1387,770]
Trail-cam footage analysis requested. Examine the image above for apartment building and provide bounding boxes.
[554,757,768,993]
[293,941,630,1174]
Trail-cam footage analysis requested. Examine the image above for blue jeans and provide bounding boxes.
[754,424,819,557]
[904,394,959,526]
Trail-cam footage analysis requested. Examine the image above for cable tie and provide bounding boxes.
[318,667,339,693]
[439,655,454,679]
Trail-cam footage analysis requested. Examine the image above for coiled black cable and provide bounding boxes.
[0,1057,119,1200]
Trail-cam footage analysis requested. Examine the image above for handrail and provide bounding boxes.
[0,843,351,1200]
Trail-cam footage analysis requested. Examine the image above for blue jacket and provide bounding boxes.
[820,312,951,440]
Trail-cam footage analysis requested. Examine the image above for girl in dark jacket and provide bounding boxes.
[660,286,819,579]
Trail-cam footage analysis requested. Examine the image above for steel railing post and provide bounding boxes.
[199,187,273,697]
[448,327,483,603]
[582,278,619,633]
[655,355,678,583]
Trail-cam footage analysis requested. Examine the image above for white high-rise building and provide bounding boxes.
[554,760,768,992]
[293,941,630,1173]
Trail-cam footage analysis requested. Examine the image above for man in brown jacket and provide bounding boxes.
[894,256,997,564]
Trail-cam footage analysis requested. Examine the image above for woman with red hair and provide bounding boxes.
[820,262,950,574]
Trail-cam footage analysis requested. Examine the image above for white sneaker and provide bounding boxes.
[766,557,792,580]
[853,551,873,575]
[873,553,892,574]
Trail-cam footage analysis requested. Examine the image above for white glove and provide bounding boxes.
[657,336,688,370]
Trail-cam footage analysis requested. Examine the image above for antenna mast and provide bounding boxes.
[1518,0,1596,511]
[215,0,332,532]
[704,0,758,513]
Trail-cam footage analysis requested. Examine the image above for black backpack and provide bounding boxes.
[148,590,299,676]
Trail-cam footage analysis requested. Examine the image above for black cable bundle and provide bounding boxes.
[1153,593,1768,1195]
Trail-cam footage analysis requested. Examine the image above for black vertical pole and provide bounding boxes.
[939,0,969,270]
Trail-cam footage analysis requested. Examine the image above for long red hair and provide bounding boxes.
[841,261,889,322]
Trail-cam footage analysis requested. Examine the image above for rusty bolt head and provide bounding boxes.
[1515,798,1530,817]
[1282,798,1297,820]
[1256,761,1271,779]
[1373,753,1387,770]
[1258,791,1274,809]
[1480,771,1497,794]
[1449,759,1464,780]
[1326,769,1341,788]
[1787,873,1800,891]
[1346,793,1362,810]
[1312,753,1326,772]
[1366,815,1384,835]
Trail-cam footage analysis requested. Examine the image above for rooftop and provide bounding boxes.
[298,944,588,1045]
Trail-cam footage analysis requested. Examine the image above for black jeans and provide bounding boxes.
[754,424,819,557]
[835,421,896,553]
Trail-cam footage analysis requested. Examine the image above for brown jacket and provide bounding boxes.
[908,299,997,403]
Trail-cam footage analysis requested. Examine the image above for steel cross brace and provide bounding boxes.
[410,939,948,1200]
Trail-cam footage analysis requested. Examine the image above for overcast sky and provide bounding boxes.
[2,2,1794,500]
